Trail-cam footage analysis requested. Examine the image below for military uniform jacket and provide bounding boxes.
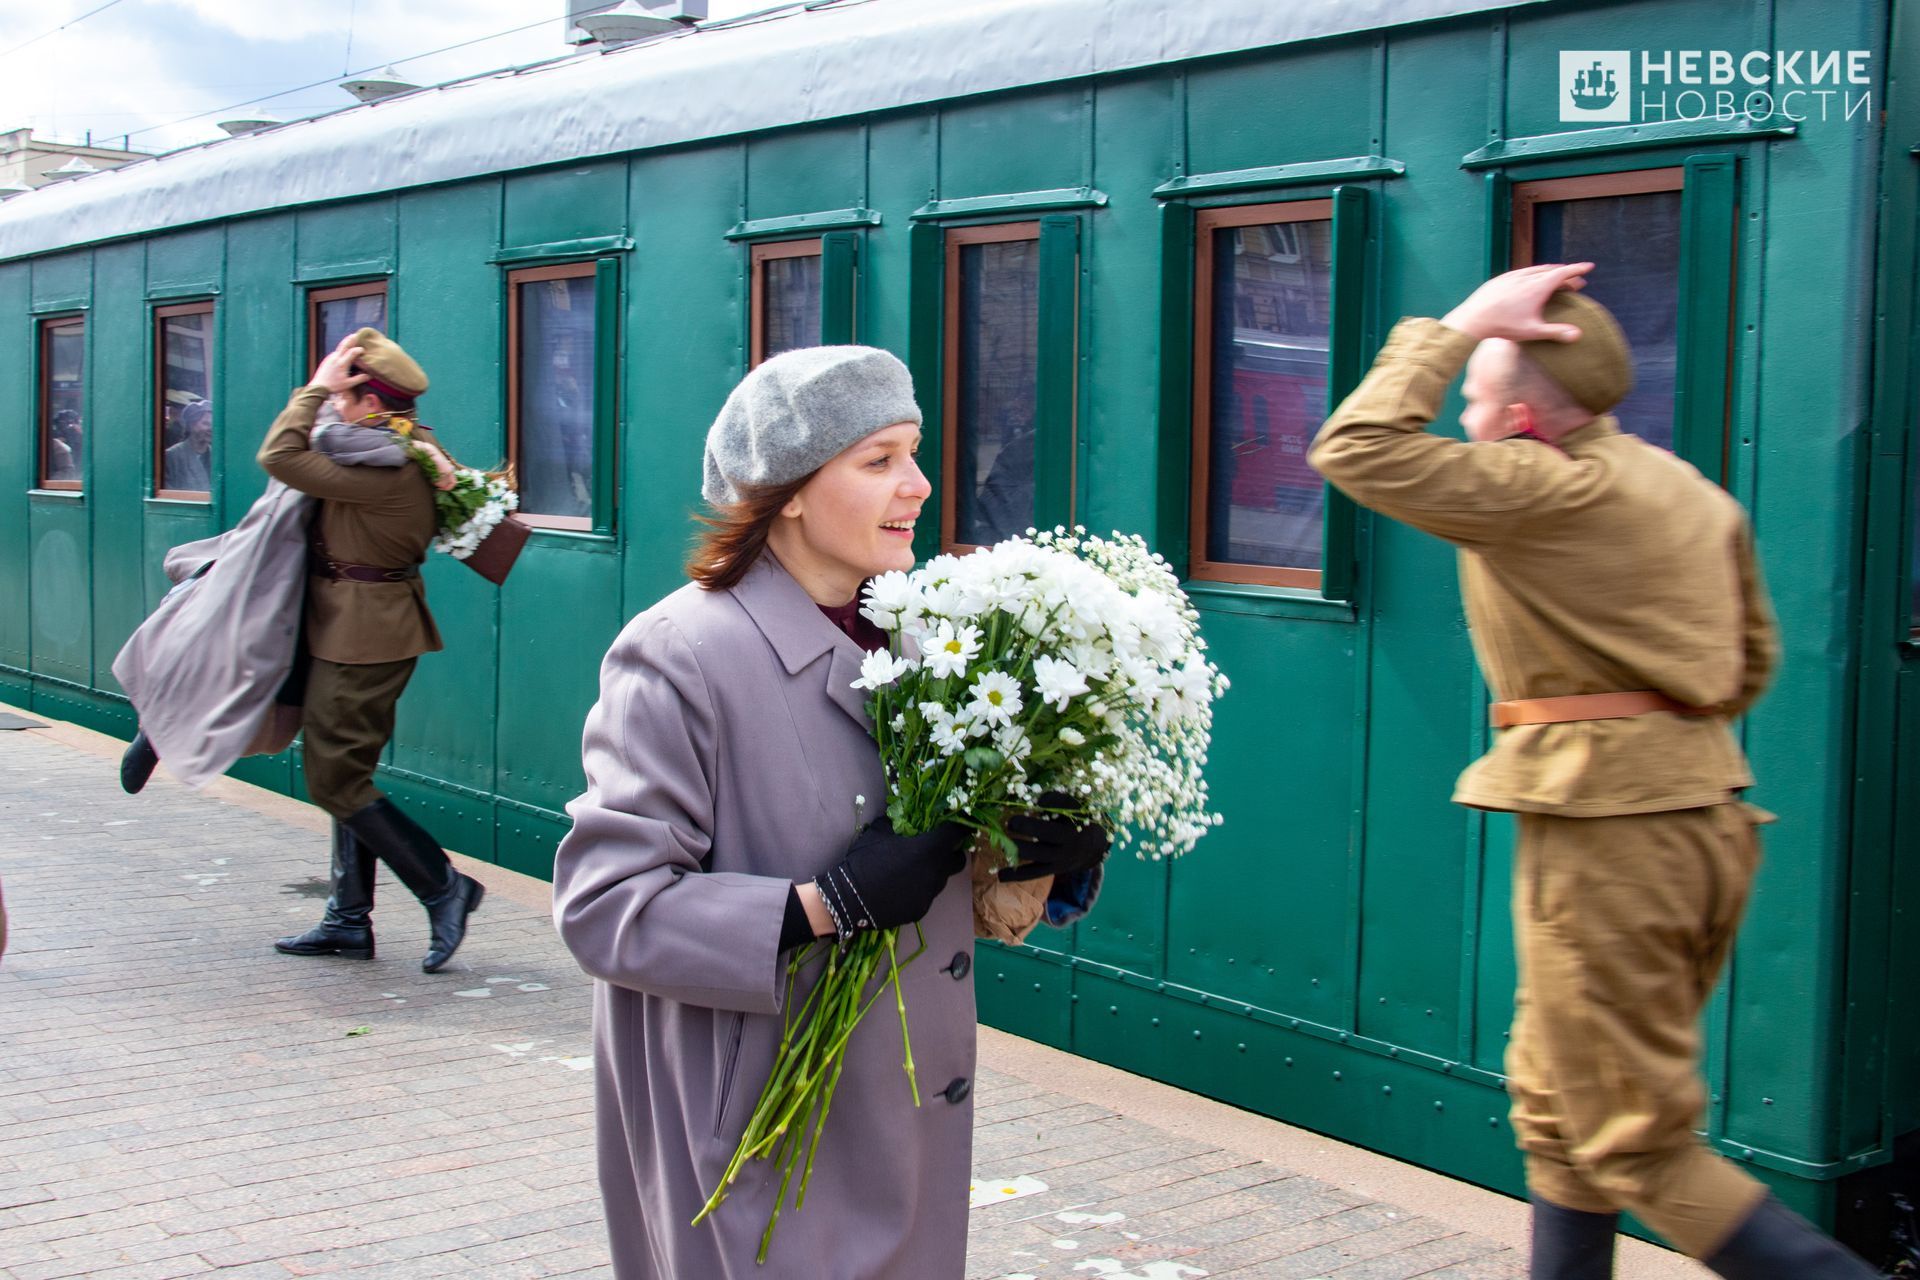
[257,386,444,665]
[1309,318,1779,817]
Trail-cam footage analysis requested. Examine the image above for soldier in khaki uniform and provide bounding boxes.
[263,329,485,974]
[1309,264,1877,1279]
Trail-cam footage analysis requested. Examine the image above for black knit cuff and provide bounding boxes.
[778,885,815,952]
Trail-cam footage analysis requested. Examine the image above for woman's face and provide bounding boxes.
[772,422,929,601]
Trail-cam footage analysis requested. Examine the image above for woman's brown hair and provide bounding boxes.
[686,474,813,591]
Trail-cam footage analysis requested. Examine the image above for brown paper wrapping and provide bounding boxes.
[970,837,1052,945]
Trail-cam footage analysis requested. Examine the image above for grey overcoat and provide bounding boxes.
[553,553,977,1280]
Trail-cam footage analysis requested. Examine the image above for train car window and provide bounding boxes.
[508,262,599,530]
[307,281,389,373]
[751,239,823,367]
[154,302,214,500]
[37,315,85,492]
[1190,201,1334,588]
[943,222,1041,551]
[1512,169,1684,451]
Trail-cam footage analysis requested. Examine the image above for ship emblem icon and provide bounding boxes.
[1559,51,1631,121]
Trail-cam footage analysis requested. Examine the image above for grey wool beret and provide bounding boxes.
[702,345,923,505]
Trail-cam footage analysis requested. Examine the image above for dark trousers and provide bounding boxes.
[301,657,416,819]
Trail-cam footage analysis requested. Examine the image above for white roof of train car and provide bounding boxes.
[0,0,1534,262]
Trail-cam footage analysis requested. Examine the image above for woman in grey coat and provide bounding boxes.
[552,347,1106,1279]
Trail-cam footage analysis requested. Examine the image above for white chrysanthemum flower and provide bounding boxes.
[861,571,916,629]
[966,670,1023,727]
[1057,725,1086,747]
[1031,655,1089,711]
[851,650,912,691]
[922,621,982,680]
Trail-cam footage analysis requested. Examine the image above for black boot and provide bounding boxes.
[1703,1194,1880,1279]
[120,729,159,794]
[275,822,376,958]
[1530,1199,1616,1278]
[343,798,483,973]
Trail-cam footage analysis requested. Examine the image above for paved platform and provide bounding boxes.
[0,709,1695,1278]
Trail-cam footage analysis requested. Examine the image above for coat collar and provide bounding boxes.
[729,552,874,731]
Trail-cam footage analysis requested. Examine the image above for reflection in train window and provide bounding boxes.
[1514,169,1683,451]
[751,239,823,367]
[307,281,389,372]
[1191,201,1333,589]
[509,263,599,530]
[944,223,1040,551]
[38,315,85,491]
[155,302,215,500]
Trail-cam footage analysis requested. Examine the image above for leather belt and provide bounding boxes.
[1490,690,1710,729]
[308,553,418,584]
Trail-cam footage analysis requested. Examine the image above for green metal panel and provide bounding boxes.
[937,86,1086,200]
[906,218,945,564]
[621,144,745,614]
[746,123,866,220]
[503,163,627,249]
[862,113,934,365]
[820,231,859,345]
[1674,154,1739,485]
[0,264,29,672]
[31,252,89,311]
[389,182,506,837]
[1153,199,1195,566]
[145,226,223,298]
[1034,214,1079,531]
[1184,42,1378,176]
[1320,186,1369,604]
[90,243,153,695]
[592,256,621,535]
[29,496,92,685]
[295,200,395,279]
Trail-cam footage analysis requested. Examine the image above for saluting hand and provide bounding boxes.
[308,332,372,396]
[1441,262,1595,343]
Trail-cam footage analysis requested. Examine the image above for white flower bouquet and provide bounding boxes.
[402,438,529,585]
[699,527,1227,1258]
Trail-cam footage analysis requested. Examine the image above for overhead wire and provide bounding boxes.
[0,0,132,61]
[121,12,571,144]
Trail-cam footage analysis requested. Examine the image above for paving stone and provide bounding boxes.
[0,725,1524,1279]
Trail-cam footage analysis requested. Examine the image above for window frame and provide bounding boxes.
[1189,198,1336,590]
[506,259,616,534]
[750,237,824,368]
[306,280,390,374]
[940,220,1046,554]
[153,300,216,502]
[1509,161,1741,488]
[36,313,85,493]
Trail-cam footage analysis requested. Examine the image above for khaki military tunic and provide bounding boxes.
[257,385,444,666]
[257,386,445,817]
[1309,318,1779,1257]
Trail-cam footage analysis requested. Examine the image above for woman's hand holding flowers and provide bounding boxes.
[997,791,1111,883]
[813,816,968,938]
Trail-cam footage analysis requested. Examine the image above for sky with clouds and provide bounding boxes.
[1,0,769,155]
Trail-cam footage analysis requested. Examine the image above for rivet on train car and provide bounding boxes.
[1332,1071,1342,1081]
[1381,1086,1391,1096]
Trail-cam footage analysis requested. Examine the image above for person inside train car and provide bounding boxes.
[1309,264,1875,1280]
[264,329,485,974]
[47,408,81,482]
[162,399,213,492]
[551,345,1108,1279]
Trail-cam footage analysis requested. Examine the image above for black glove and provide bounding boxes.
[998,793,1110,883]
[814,817,969,938]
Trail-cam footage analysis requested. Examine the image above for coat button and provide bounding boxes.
[945,952,971,979]
[942,1076,971,1105]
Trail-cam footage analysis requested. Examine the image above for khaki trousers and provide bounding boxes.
[301,657,416,819]
[1507,802,1771,1258]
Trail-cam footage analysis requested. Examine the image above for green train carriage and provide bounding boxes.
[3,0,1915,1249]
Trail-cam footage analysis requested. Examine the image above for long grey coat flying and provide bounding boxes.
[110,422,408,787]
[552,553,977,1280]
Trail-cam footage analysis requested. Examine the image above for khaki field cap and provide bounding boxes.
[1521,291,1632,415]
[349,326,429,399]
